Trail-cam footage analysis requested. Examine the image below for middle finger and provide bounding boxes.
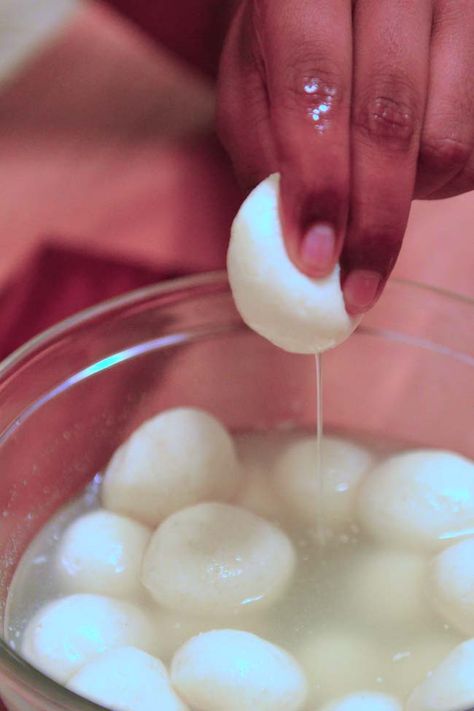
[342,0,432,312]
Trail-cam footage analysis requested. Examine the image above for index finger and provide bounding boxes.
[260,0,353,277]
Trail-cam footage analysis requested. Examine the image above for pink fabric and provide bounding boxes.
[0,244,180,360]
[101,0,234,76]
[0,3,242,290]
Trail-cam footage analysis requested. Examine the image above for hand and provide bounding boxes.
[217,0,474,314]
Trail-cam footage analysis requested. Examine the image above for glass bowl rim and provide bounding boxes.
[1,270,472,382]
[0,270,472,710]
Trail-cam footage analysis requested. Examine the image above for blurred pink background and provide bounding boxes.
[0,0,472,349]
[0,5,472,707]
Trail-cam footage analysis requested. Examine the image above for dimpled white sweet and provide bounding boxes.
[56,509,151,598]
[358,450,474,551]
[152,609,218,662]
[171,629,308,711]
[406,639,474,711]
[346,547,429,629]
[430,537,474,634]
[227,174,361,354]
[21,594,155,683]
[141,502,295,615]
[67,646,188,711]
[103,407,240,527]
[296,629,383,703]
[274,435,374,530]
[152,607,268,662]
[321,691,403,711]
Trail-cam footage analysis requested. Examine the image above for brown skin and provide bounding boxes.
[106,0,474,314]
[217,0,474,313]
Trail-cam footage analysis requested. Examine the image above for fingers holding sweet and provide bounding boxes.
[261,0,353,277]
[219,0,472,315]
[218,0,353,278]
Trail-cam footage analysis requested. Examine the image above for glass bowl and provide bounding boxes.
[0,271,472,711]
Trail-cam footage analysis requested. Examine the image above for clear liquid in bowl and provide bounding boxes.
[4,427,472,710]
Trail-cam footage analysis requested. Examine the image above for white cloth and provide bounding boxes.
[0,0,77,83]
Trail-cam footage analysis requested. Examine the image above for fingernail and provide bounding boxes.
[300,223,336,275]
[343,269,383,314]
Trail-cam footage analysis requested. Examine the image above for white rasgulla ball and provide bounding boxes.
[382,633,461,699]
[345,547,429,629]
[152,610,217,662]
[21,594,155,683]
[56,509,151,598]
[430,537,474,635]
[103,407,240,527]
[358,450,474,551]
[406,639,474,711]
[296,629,384,704]
[227,174,361,354]
[171,629,308,711]
[274,435,374,530]
[234,432,288,521]
[152,607,269,662]
[142,502,295,616]
[67,646,188,711]
[321,692,402,711]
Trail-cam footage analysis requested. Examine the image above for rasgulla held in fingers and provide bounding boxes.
[227,174,361,354]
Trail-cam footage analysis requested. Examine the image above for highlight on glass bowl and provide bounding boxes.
[0,176,472,711]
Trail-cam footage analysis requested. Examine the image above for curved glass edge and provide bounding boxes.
[0,647,107,711]
[0,272,232,710]
[0,321,245,448]
[392,277,474,306]
[0,271,228,382]
[0,271,472,709]
[0,271,472,384]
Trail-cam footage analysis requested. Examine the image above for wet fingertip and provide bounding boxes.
[343,269,384,315]
[299,223,337,276]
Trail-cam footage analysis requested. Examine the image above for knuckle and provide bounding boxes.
[433,0,474,34]
[354,74,421,151]
[419,135,472,174]
[278,45,347,115]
